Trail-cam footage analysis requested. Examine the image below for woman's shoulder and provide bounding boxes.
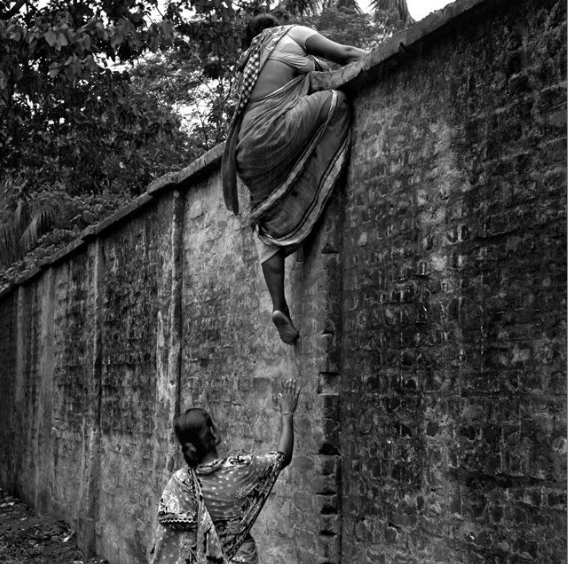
[288,24,316,32]
[219,451,282,464]
[172,467,189,481]
[224,451,285,471]
[224,454,253,467]
[287,25,319,45]
[187,453,284,476]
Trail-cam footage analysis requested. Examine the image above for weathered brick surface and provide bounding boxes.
[0,292,17,489]
[96,195,176,563]
[0,1,565,563]
[50,252,96,523]
[13,282,44,508]
[340,0,567,562]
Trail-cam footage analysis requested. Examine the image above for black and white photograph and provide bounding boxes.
[0,0,566,562]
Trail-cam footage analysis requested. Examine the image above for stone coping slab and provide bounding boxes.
[147,143,225,197]
[85,193,155,238]
[0,0,499,298]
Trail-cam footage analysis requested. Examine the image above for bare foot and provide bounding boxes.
[272,311,299,345]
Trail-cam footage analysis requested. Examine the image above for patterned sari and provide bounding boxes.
[222,25,351,250]
[149,452,285,564]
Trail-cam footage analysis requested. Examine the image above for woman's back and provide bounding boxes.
[194,453,284,522]
[152,452,285,563]
[249,25,318,101]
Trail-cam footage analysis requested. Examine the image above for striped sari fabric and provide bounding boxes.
[222,26,351,250]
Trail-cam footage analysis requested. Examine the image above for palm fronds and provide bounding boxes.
[370,0,414,24]
[0,177,73,266]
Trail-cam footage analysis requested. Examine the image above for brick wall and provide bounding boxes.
[0,291,17,489]
[340,1,567,562]
[0,0,565,563]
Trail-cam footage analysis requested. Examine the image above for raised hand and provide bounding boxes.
[279,378,301,417]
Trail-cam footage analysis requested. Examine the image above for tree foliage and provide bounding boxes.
[0,0,193,269]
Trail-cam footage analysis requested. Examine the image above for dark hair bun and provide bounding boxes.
[182,442,199,467]
[174,408,216,467]
[244,14,281,48]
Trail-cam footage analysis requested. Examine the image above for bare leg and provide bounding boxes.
[262,251,299,344]
[262,251,288,314]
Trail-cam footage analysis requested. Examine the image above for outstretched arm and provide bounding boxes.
[305,33,368,65]
[277,378,301,468]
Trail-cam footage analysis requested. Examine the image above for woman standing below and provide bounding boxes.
[222,14,368,345]
[149,379,301,564]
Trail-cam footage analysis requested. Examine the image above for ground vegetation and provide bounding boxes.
[0,488,107,564]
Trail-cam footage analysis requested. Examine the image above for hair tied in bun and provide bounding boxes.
[182,442,199,466]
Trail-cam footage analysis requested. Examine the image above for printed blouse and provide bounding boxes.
[150,452,286,564]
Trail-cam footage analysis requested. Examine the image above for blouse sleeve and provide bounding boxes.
[248,451,286,478]
[287,25,319,49]
[151,470,199,564]
[157,470,198,530]
[238,451,286,504]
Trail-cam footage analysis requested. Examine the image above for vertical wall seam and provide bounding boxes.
[78,238,104,556]
[169,190,185,470]
[148,190,186,557]
[37,268,55,514]
[13,286,25,495]
[93,239,104,543]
